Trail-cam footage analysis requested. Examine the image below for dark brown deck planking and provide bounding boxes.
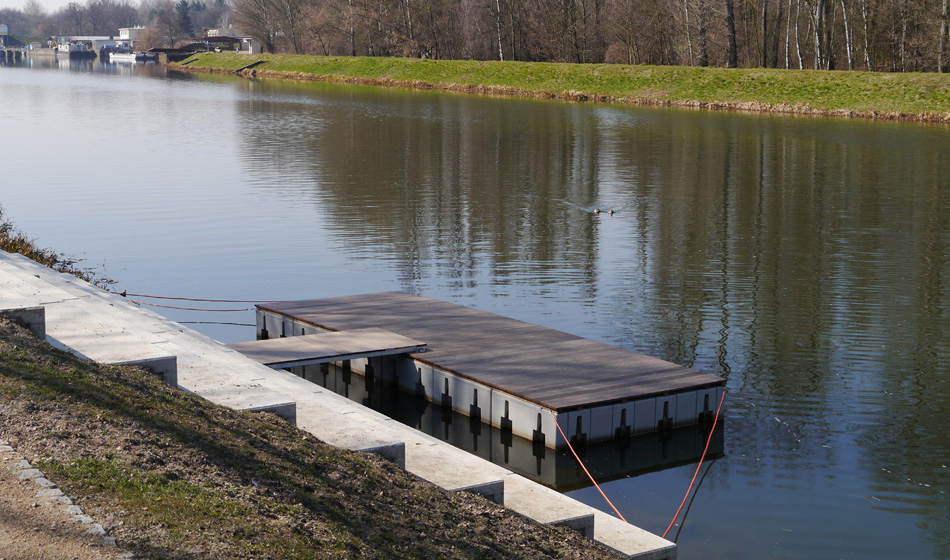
[230,327,426,366]
[260,292,724,411]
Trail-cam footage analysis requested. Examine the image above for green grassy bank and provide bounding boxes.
[176,53,950,122]
[0,315,618,559]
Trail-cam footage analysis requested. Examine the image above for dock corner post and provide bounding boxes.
[532,412,546,448]
[615,406,632,440]
[256,309,269,340]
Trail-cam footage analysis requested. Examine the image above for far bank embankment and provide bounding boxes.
[173,53,950,123]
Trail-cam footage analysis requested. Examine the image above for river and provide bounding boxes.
[1,57,948,559]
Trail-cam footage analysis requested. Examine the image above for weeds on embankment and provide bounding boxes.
[0,206,115,289]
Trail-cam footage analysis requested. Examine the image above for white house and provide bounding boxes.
[241,37,261,54]
[205,26,260,54]
[119,27,146,45]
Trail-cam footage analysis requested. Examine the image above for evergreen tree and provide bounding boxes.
[176,0,194,38]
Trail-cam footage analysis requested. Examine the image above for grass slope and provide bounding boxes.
[177,53,950,120]
[0,317,619,559]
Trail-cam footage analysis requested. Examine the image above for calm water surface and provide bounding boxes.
[1,58,948,559]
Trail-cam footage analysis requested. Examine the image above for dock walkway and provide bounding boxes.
[229,328,426,369]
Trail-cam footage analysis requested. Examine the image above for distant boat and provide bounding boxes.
[56,41,96,58]
[109,51,157,63]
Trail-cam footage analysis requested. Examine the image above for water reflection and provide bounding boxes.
[17,55,98,72]
[291,362,724,490]
[6,54,165,78]
[2,64,949,559]
[235,83,625,308]
[227,80,950,556]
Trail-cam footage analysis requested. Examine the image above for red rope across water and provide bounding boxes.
[554,419,627,523]
[114,291,287,304]
[128,300,251,312]
[661,389,726,539]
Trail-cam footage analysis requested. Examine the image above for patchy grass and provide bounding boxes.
[0,317,619,559]
[174,53,950,122]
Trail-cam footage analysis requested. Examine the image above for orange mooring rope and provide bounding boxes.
[661,389,726,539]
[554,419,627,523]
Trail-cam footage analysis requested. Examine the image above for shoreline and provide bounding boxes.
[170,54,950,124]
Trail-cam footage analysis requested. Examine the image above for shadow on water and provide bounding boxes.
[288,362,724,491]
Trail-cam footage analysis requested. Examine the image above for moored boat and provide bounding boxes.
[109,51,157,62]
[55,41,96,58]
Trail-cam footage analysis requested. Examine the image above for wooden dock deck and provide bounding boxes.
[228,327,426,369]
[258,292,723,413]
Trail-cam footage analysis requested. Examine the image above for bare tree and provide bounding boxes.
[87,0,108,34]
[23,0,48,38]
[725,0,738,67]
[491,0,504,59]
[771,0,784,67]
[860,0,870,68]
[940,0,949,71]
[303,0,341,55]
[63,2,87,34]
[272,0,308,53]
[33,0,932,72]
[233,0,276,52]
[606,0,641,63]
[785,0,793,67]
[697,0,709,66]
[840,0,853,69]
[683,0,694,65]
[806,0,824,68]
[146,0,187,46]
[822,0,833,68]
[900,0,907,71]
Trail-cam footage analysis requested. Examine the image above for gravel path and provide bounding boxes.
[0,441,125,560]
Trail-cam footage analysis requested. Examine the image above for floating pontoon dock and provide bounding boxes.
[246,292,725,450]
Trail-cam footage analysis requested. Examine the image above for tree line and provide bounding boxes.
[4,0,950,71]
[0,0,229,48]
[232,0,950,72]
